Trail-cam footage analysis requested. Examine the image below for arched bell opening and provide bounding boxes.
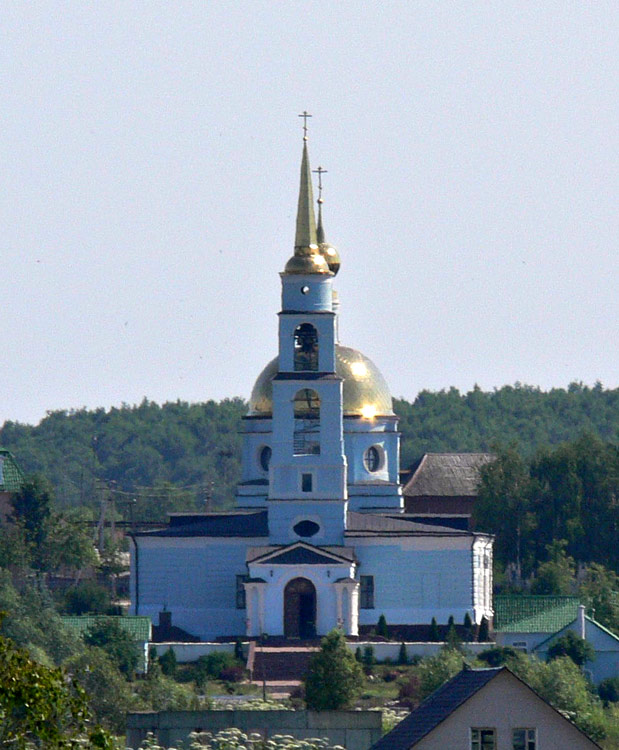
[284,577,317,639]
[294,323,319,371]
[293,388,320,455]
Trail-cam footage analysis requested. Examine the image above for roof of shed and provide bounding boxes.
[494,595,581,632]
[61,615,152,642]
[402,453,494,497]
[0,449,25,492]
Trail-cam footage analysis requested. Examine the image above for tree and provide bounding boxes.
[398,642,409,665]
[159,646,177,676]
[64,581,112,616]
[376,614,388,638]
[415,648,465,701]
[83,618,139,676]
[478,616,490,642]
[478,646,521,667]
[546,631,595,667]
[578,563,619,634]
[531,540,575,595]
[463,612,474,641]
[304,629,364,710]
[0,626,113,749]
[429,617,440,642]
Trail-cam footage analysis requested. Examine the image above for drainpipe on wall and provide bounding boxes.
[578,604,586,639]
[129,533,139,615]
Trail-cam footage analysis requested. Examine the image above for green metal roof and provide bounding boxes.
[0,449,25,492]
[494,595,581,633]
[61,615,152,642]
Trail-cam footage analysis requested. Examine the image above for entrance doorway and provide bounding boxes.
[284,577,316,639]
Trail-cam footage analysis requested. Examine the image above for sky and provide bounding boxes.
[1,1,617,426]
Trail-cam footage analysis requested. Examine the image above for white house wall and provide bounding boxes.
[353,536,480,625]
[133,537,264,640]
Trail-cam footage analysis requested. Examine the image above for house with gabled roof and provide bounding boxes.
[402,453,494,530]
[371,666,602,750]
[533,604,619,685]
[494,594,581,652]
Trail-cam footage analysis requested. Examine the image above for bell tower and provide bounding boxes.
[268,125,347,545]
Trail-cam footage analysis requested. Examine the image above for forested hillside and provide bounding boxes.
[1,382,616,519]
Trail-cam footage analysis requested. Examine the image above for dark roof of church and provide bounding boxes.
[402,453,494,498]
[346,511,472,536]
[133,510,269,538]
[371,668,502,750]
[0,449,25,492]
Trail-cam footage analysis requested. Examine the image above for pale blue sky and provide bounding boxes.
[1,1,617,425]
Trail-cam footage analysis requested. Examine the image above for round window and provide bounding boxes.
[301,285,310,295]
[259,445,272,472]
[293,520,320,537]
[364,445,383,473]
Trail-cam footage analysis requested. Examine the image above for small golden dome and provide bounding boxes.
[248,344,394,417]
[318,242,341,276]
[284,245,331,275]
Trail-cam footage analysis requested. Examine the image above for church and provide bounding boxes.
[130,129,493,641]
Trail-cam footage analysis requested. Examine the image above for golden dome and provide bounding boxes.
[284,245,331,275]
[248,344,394,417]
[318,242,341,275]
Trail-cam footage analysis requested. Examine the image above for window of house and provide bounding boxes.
[259,445,272,472]
[363,445,384,473]
[512,641,528,652]
[236,574,249,608]
[360,575,374,609]
[512,728,536,750]
[471,728,496,750]
[294,323,319,371]
[301,473,313,492]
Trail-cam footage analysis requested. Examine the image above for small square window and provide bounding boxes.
[301,473,313,492]
[236,574,249,608]
[512,728,536,750]
[471,728,496,750]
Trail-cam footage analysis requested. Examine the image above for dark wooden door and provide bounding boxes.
[284,577,316,638]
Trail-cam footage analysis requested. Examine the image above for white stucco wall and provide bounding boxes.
[353,535,484,625]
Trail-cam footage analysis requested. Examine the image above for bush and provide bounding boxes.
[397,673,421,709]
[478,646,521,667]
[599,677,619,705]
[83,618,139,676]
[546,631,595,667]
[220,664,246,683]
[159,647,177,676]
[362,645,375,673]
[194,652,240,688]
[64,581,111,615]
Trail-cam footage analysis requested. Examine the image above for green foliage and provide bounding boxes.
[599,677,619,705]
[475,435,619,577]
[531,540,576,595]
[159,646,177,676]
[304,629,364,710]
[546,631,595,667]
[510,655,607,741]
[64,581,112,615]
[362,645,376,668]
[64,646,137,734]
[578,564,619,634]
[415,647,466,701]
[376,614,388,638]
[0,626,113,749]
[354,646,362,662]
[478,646,522,667]
[429,617,440,642]
[445,622,461,651]
[194,651,241,688]
[83,617,139,676]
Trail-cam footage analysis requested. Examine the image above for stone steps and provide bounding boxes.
[250,646,318,684]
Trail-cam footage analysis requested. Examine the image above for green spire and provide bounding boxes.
[294,140,318,250]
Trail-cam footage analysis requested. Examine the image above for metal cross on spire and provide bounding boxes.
[298,110,312,140]
[313,166,328,203]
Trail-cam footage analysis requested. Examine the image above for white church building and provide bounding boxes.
[130,132,493,641]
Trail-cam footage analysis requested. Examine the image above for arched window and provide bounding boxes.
[294,323,319,371]
[293,388,320,455]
